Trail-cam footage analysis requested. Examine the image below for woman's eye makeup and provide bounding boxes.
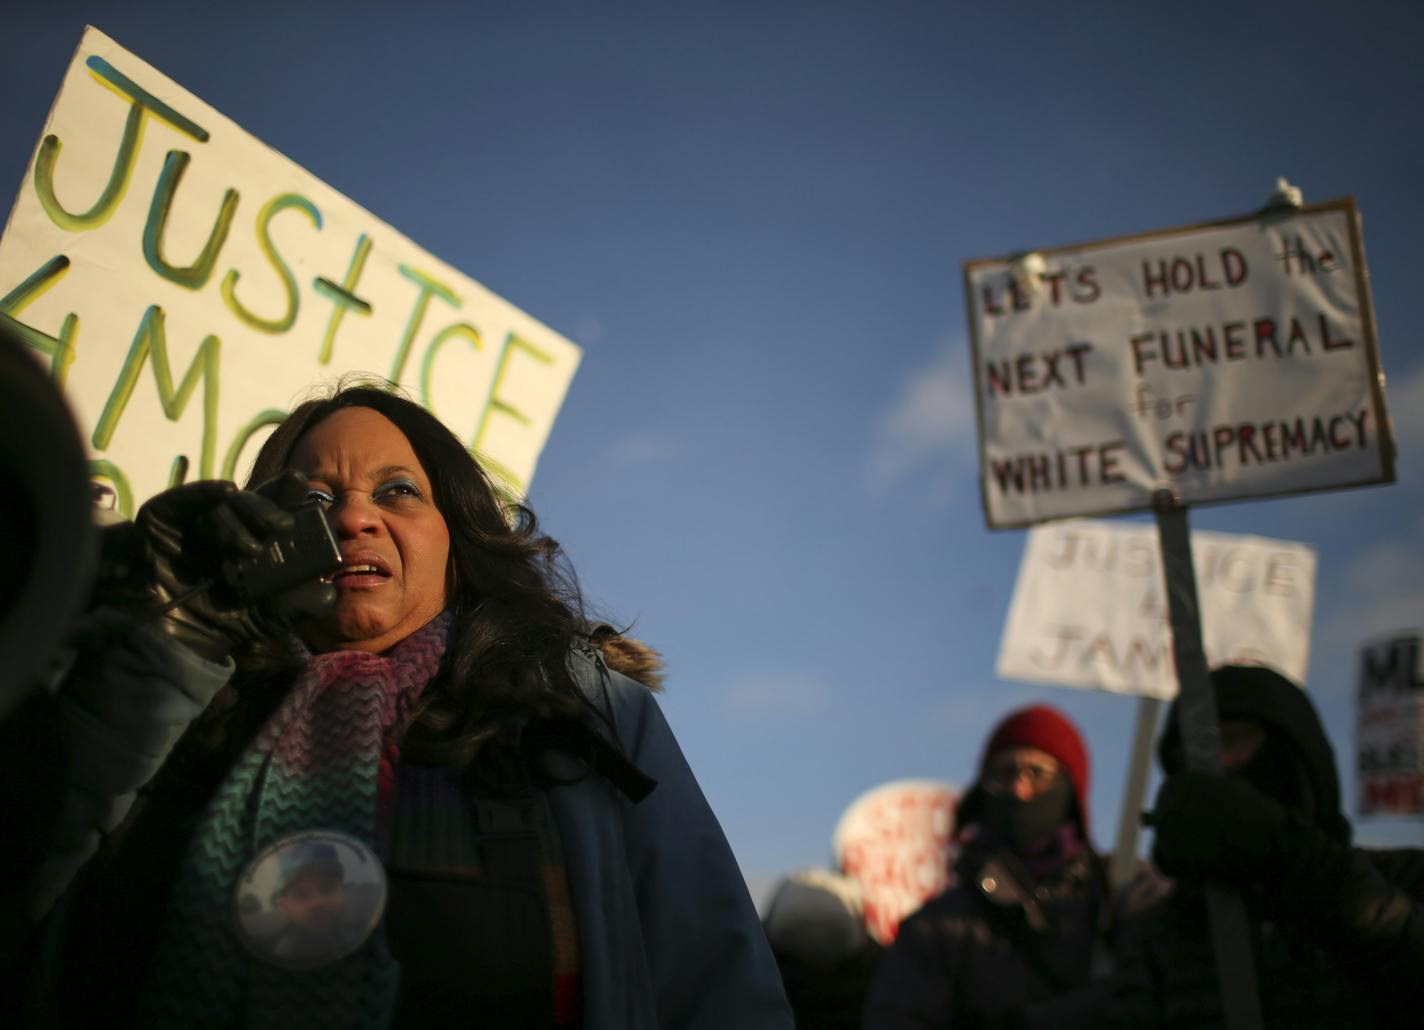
[306,486,336,508]
[300,478,424,508]
[373,478,423,502]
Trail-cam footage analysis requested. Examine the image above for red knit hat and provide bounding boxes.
[979,704,1091,835]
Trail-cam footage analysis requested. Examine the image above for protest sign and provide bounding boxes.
[964,200,1392,528]
[1357,633,1424,816]
[832,779,958,944]
[997,520,1315,697]
[0,26,580,514]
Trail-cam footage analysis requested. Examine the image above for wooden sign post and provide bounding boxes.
[1153,489,1261,1027]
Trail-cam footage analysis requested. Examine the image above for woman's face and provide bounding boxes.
[289,406,450,654]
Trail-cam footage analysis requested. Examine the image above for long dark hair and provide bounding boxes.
[242,383,607,766]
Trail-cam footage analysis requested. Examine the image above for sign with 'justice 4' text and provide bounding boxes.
[964,199,1393,528]
[0,26,581,514]
[997,520,1316,698]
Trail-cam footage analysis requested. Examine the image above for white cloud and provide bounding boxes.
[864,337,978,501]
[605,433,678,467]
[721,671,834,716]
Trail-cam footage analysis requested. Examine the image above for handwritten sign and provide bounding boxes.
[964,199,1393,528]
[0,27,580,514]
[997,520,1316,698]
[832,779,958,944]
[1357,633,1424,816]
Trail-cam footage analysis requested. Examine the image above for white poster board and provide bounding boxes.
[997,520,1316,698]
[0,27,580,514]
[964,199,1392,528]
[1357,633,1424,816]
[832,779,958,944]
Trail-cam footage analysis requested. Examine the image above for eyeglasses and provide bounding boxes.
[982,758,1061,795]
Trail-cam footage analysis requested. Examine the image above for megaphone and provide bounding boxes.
[0,312,96,715]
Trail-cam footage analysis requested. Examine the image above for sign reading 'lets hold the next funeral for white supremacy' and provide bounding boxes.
[963,199,1393,529]
[997,520,1316,699]
[0,27,581,515]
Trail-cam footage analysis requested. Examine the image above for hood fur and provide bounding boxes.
[590,624,666,691]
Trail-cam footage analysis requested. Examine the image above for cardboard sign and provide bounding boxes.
[0,27,580,514]
[832,779,958,944]
[1357,633,1424,816]
[964,199,1392,528]
[997,520,1316,698]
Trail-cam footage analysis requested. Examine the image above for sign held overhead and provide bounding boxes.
[0,26,581,514]
[833,780,959,945]
[997,519,1316,698]
[1357,633,1424,816]
[964,199,1393,529]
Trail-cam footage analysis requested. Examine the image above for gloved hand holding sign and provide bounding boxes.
[1149,771,1288,886]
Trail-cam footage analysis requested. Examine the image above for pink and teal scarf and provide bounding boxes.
[141,611,452,1028]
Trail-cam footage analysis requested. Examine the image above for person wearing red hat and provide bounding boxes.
[864,704,1111,1029]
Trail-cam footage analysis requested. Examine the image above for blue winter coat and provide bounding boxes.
[27,619,791,1029]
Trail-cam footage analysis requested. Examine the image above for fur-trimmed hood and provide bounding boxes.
[590,624,666,691]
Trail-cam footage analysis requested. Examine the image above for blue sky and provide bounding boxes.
[6,1,1423,902]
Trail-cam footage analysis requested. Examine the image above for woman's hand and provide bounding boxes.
[100,472,334,661]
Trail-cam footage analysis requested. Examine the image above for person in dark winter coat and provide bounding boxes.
[863,704,1111,1030]
[14,385,792,1030]
[1107,664,1424,1028]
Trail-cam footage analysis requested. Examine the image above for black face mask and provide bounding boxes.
[1232,735,1314,821]
[979,776,1073,853]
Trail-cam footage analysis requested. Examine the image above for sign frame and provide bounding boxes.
[0,25,582,514]
[1356,631,1424,817]
[996,519,1316,699]
[962,197,1394,530]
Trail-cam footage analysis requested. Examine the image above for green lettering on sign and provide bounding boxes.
[93,305,222,478]
[420,322,482,408]
[0,257,78,386]
[35,56,208,233]
[88,459,134,519]
[315,233,374,365]
[143,150,240,289]
[221,193,322,333]
[222,408,288,481]
[472,332,554,496]
[389,265,459,385]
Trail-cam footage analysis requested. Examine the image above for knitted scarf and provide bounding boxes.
[962,822,1087,880]
[141,612,452,1029]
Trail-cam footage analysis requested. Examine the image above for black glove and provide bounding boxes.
[99,472,334,662]
[1149,771,1287,886]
